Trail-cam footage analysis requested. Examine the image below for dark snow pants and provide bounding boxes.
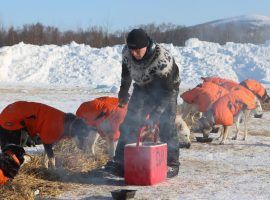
[114,84,180,168]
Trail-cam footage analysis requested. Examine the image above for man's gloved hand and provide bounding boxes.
[118,91,129,108]
[118,98,128,108]
[143,118,156,132]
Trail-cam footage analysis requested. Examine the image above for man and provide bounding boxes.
[0,144,25,185]
[103,28,181,178]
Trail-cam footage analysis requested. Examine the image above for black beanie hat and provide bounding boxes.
[126,29,149,49]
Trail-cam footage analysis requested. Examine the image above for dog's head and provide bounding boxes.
[175,115,191,148]
[252,96,264,118]
[70,118,97,150]
[99,119,113,135]
[2,144,26,164]
[192,111,215,138]
[261,91,270,104]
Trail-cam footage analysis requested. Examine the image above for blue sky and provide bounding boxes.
[1,0,270,32]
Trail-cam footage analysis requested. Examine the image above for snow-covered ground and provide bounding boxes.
[57,110,270,200]
[0,87,269,200]
[0,39,270,199]
[57,131,270,200]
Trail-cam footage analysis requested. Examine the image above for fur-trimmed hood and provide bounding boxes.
[122,43,174,86]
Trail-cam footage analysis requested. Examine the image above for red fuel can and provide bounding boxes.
[124,142,167,185]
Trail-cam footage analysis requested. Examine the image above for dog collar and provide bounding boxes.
[6,150,21,165]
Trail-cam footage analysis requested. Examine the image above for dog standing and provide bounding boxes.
[0,101,93,169]
[76,97,128,160]
[240,79,270,118]
[180,82,229,126]
[240,79,270,103]
[195,85,257,144]
[77,96,192,159]
[202,77,268,118]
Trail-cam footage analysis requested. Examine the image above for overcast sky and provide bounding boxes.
[1,0,270,31]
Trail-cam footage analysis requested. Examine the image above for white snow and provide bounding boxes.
[0,39,270,199]
[1,38,270,91]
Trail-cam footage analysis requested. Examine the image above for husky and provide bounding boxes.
[194,97,262,145]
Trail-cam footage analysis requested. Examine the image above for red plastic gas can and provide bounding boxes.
[124,142,167,185]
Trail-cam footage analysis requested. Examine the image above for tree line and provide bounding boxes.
[0,22,269,48]
[0,23,189,48]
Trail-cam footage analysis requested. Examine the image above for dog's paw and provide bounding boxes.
[219,141,225,145]
[43,158,56,170]
[89,151,96,157]
[43,159,49,169]
[43,163,49,169]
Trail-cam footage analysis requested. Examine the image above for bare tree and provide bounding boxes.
[6,27,20,45]
[1,21,270,47]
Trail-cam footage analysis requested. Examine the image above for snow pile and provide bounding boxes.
[0,42,123,91]
[172,38,270,87]
[1,38,270,91]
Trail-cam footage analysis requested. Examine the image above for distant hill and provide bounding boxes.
[186,15,270,44]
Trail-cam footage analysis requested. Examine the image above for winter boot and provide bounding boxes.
[87,160,124,178]
[167,165,179,178]
[101,160,124,177]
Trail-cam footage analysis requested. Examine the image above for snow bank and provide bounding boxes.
[1,39,270,91]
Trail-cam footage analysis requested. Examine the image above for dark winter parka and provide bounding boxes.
[118,41,180,121]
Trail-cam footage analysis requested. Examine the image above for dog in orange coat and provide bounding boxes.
[0,101,94,169]
[194,85,259,144]
[201,76,239,91]
[180,81,229,123]
[77,96,193,159]
[76,97,128,160]
[240,79,270,118]
[240,79,270,103]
